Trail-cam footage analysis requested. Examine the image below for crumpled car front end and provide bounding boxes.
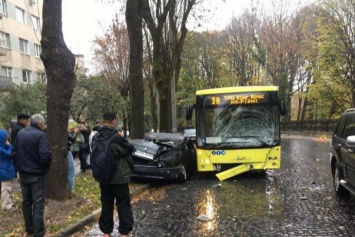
[130,138,188,182]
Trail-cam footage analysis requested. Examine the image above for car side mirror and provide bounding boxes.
[346,135,355,149]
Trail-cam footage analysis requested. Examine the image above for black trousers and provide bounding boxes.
[99,182,134,235]
[20,174,46,237]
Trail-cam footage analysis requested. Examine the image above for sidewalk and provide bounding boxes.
[58,184,149,237]
[12,159,150,237]
[61,160,150,236]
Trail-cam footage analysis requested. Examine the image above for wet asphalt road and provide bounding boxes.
[84,137,355,236]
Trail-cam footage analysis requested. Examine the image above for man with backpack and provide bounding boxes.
[90,112,134,237]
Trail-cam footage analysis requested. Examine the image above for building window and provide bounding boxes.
[5,67,11,78]
[0,31,10,48]
[19,38,29,54]
[1,66,12,78]
[22,70,31,83]
[34,44,41,57]
[0,0,6,15]
[31,15,40,30]
[16,7,26,24]
[37,72,46,83]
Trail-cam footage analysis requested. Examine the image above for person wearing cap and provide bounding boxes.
[93,112,134,237]
[10,113,30,145]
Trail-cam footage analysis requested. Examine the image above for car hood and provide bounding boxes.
[130,139,162,155]
[145,132,184,142]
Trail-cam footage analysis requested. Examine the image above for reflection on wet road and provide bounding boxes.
[86,137,355,236]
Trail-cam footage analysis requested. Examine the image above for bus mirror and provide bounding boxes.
[186,104,194,120]
[280,101,286,115]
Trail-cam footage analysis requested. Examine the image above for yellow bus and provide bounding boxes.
[186,86,286,181]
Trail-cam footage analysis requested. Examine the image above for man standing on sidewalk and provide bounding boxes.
[91,112,134,237]
[12,114,52,237]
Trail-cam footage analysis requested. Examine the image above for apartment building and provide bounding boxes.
[0,0,45,88]
[0,0,85,88]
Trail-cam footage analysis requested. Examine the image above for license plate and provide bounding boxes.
[134,150,154,160]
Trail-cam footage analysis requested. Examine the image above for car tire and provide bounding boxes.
[332,162,350,197]
[177,165,187,183]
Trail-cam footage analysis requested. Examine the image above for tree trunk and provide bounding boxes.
[126,0,144,139]
[142,0,196,132]
[158,82,171,132]
[41,0,76,200]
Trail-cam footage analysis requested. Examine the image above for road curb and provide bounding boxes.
[58,184,150,237]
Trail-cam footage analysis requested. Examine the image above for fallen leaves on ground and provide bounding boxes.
[1,171,100,236]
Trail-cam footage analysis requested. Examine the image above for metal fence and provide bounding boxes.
[280,119,338,132]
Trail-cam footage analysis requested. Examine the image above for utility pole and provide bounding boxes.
[171,70,177,133]
[169,20,177,134]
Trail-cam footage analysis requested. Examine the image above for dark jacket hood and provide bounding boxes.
[97,125,117,139]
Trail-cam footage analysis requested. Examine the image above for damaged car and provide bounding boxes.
[130,132,197,183]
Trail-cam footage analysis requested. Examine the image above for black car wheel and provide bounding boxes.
[332,162,350,197]
[177,165,187,183]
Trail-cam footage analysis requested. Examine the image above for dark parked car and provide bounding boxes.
[130,132,196,183]
[329,108,355,197]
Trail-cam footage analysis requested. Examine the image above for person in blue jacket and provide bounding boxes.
[0,129,16,211]
[12,114,52,237]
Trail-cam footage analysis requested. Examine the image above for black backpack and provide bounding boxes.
[90,131,119,183]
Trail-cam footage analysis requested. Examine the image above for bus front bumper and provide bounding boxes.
[215,161,279,181]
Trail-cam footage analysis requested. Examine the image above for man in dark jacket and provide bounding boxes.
[10,113,30,144]
[93,112,134,237]
[12,114,52,237]
[79,119,91,171]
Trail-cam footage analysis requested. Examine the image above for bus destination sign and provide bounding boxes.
[206,92,269,106]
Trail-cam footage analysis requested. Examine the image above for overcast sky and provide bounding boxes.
[61,0,254,68]
[61,0,312,71]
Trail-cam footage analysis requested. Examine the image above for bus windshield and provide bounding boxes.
[195,97,280,149]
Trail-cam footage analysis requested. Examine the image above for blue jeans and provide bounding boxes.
[67,151,75,192]
[79,149,89,171]
[20,174,46,237]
